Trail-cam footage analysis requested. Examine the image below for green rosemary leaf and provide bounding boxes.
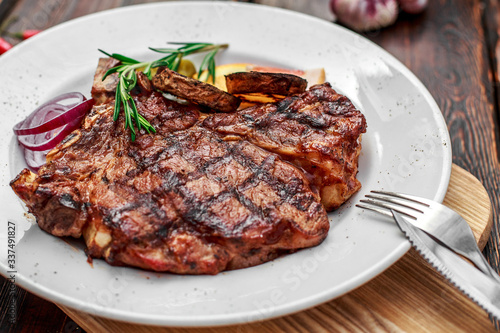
[149,47,182,54]
[124,69,137,89]
[98,48,113,58]
[197,46,219,83]
[208,57,216,83]
[114,55,140,65]
[143,62,153,80]
[151,53,178,69]
[113,84,121,121]
[197,55,210,79]
[171,53,183,72]
[177,43,211,55]
[129,96,141,131]
[99,49,141,65]
[123,101,131,133]
[139,114,156,133]
[102,65,123,80]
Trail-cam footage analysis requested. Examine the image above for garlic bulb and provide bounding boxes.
[330,0,399,32]
[398,0,428,14]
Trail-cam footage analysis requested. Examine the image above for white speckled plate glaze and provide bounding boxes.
[0,2,452,327]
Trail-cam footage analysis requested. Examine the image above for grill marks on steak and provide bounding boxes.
[10,81,329,274]
[119,127,328,272]
[132,128,326,240]
[10,58,366,274]
[202,83,367,211]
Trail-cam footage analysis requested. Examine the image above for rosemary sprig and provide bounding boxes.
[99,50,155,141]
[99,42,228,140]
[149,43,228,82]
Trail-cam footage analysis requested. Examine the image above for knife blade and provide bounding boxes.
[391,209,500,321]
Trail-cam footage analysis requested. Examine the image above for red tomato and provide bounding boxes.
[21,29,42,39]
[9,29,42,40]
[0,38,13,54]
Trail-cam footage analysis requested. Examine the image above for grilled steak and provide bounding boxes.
[225,71,307,96]
[152,68,241,112]
[202,83,367,211]
[91,58,120,104]
[10,59,331,274]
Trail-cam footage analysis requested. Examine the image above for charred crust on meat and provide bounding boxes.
[225,71,307,96]
[202,82,366,211]
[152,68,241,113]
[59,193,80,210]
[61,132,79,145]
[9,61,367,274]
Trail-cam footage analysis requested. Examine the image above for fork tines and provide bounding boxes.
[356,190,431,220]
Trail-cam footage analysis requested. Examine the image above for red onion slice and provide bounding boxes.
[13,92,95,171]
[17,116,85,151]
[13,95,93,135]
[23,149,50,172]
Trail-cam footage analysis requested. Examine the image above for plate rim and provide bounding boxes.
[0,1,452,327]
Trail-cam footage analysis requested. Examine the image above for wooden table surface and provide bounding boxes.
[1,0,500,332]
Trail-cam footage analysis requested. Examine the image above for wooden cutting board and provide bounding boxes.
[57,164,497,332]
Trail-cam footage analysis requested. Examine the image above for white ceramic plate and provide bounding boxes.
[0,2,452,327]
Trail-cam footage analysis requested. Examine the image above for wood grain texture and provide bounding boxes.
[363,0,500,274]
[55,164,496,333]
[0,0,16,23]
[0,278,82,332]
[482,0,500,279]
[482,0,500,159]
[443,165,493,249]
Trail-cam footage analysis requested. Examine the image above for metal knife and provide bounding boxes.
[391,209,500,321]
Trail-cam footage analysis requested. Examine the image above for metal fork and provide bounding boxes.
[356,190,500,283]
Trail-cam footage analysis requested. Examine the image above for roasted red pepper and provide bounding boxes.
[0,37,13,54]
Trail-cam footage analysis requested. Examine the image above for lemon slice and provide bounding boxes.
[177,59,196,77]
